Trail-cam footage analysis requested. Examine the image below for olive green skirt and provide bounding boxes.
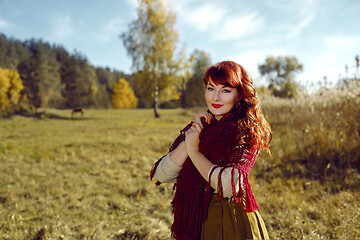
[201,194,269,240]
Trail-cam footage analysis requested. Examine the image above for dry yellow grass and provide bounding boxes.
[0,84,359,239]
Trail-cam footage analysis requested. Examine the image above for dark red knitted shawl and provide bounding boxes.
[150,112,259,240]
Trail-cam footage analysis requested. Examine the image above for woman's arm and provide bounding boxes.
[210,145,259,198]
[186,150,214,182]
[150,121,194,184]
[169,141,188,167]
[186,139,242,197]
[209,166,241,197]
[154,141,188,183]
[184,121,215,181]
[154,153,182,183]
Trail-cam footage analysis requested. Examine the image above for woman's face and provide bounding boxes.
[205,79,240,120]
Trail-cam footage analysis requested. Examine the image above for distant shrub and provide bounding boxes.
[0,67,24,111]
[112,78,138,109]
[159,99,181,109]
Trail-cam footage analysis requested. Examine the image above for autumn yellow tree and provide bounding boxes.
[120,0,179,117]
[112,78,138,109]
[0,66,24,110]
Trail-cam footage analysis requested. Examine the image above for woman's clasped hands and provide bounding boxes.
[184,112,213,153]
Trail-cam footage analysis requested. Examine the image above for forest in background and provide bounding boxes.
[0,33,131,111]
[0,31,218,116]
[3,31,355,115]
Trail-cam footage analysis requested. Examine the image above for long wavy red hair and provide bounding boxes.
[204,61,272,154]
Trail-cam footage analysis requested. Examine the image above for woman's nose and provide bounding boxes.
[213,90,220,101]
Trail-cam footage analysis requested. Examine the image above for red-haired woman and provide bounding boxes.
[150,61,272,240]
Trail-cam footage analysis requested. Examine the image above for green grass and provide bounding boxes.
[1,92,359,239]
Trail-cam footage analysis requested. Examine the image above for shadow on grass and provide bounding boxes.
[257,157,360,193]
[15,111,97,120]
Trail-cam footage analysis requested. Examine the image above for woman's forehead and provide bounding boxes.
[207,79,234,88]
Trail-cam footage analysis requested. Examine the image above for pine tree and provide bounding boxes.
[183,50,211,108]
[58,51,98,108]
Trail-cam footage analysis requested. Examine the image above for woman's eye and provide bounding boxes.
[222,89,231,93]
[207,87,214,91]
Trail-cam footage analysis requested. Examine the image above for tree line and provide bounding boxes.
[0,31,217,115]
[0,33,132,112]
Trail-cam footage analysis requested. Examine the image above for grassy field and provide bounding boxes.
[1,87,359,239]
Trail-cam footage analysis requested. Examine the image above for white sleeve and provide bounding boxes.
[208,166,241,198]
[154,153,182,183]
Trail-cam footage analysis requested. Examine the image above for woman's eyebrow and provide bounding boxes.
[208,83,231,89]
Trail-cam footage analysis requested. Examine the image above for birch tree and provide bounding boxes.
[120,0,178,117]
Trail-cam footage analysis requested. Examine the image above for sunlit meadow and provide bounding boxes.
[0,84,359,239]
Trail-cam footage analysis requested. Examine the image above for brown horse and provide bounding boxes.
[71,108,84,118]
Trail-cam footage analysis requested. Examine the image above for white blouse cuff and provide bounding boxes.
[154,153,182,183]
[208,165,240,198]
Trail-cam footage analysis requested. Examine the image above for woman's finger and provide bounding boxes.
[195,112,213,126]
[195,114,206,127]
[192,122,202,132]
[205,112,213,124]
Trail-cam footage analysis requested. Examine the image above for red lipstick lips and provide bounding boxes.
[211,104,223,109]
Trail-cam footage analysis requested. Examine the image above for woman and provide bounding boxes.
[150,61,272,240]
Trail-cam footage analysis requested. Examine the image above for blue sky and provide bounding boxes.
[0,0,359,88]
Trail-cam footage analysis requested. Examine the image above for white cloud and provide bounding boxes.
[124,0,139,18]
[286,13,314,39]
[178,1,263,41]
[213,13,264,41]
[125,0,138,8]
[181,3,227,32]
[302,35,360,83]
[311,35,360,70]
[324,35,360,49]
[51,15,74,38]
[299,67,341,85]
[105,18,124,32]
[99,18,125,42]
[222,48,291,80]
[0,17,9,28]
[262,0,316,40]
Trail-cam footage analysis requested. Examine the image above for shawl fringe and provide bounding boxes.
[171,185,213,240]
